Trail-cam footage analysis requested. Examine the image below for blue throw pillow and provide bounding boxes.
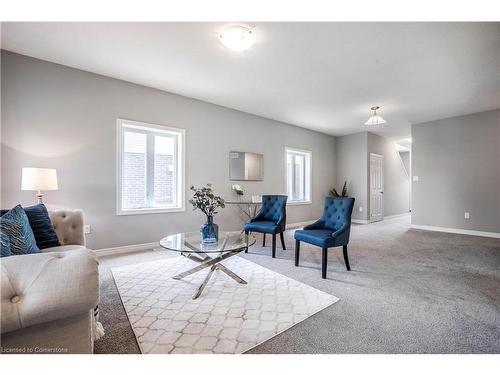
[1,233,11,257]
[0,205,40,255]
[23,204,60,249]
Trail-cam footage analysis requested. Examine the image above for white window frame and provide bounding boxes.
[285,147,312,205]
[116,118,186,215]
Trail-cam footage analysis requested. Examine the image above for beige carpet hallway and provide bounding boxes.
[95,216,500,354]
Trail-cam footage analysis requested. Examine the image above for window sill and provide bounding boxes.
[287,200,312,206]
[117,207,186,216]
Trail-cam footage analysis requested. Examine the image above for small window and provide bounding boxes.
[286,147,312,204]
[117,119,185,215]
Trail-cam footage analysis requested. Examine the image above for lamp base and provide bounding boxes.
[36,191,44,204]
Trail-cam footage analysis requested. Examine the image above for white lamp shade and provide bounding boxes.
[364,115,387,126]
[21,168,58,191]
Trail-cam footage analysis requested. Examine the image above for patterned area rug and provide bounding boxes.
[111,255,338,354]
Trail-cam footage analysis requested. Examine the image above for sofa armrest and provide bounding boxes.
[1,248,99,334]
[49,209,85,246]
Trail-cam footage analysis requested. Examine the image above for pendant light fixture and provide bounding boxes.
[364,106,387,127]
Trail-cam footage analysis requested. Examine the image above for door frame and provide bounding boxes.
[369,152,384,222]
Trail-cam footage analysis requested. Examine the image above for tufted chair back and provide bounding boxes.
[258,195,287,226]
[49,209,85,246]
[320,197,355,231]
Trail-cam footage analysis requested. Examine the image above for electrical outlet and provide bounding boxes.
[84,224,91,234]
[412,175,419,182]
[464,212,470,219]
[359,206,363,212]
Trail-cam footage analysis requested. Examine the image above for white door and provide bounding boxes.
[370,153,384,222]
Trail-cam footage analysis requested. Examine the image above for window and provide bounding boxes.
[117,119,185,214]
[286,147,312,204]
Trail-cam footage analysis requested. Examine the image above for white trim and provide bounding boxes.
[352,219,370,224]
[285,146,312,205]
[95,221,317,258]
[384,213,411,220]
[116,118,186,216]
[116,207,186,216]
[94,241,160,258]
[285,220,315,229]
[287,200,312,206]
[411,224,500,239]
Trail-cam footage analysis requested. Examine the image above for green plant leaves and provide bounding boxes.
[329,181,349,197]
[189,184,226,217]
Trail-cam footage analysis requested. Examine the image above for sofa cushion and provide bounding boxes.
[41,244,86,253]
[49,210,85,246]
[0,205,40,255]
[23,204,61,249]
[0,248,99,334]
[1,233,11,257]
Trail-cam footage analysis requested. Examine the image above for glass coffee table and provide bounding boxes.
[159,231,256,299]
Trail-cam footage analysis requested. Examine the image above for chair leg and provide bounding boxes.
[263,233,266,247]
[343,245,351,271]
[322,248,328,279]
[295,240,300,266]
[244,231,249,253]
[280,232,286,250]
[272,234,276,258]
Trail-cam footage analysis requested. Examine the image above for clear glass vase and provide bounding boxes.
[200,215,219,244]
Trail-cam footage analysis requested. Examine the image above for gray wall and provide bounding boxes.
[335,131,410,221]
[411,110,500,233]
[367,132,410,217]
[335,132,368,220]
[1,51,337,249]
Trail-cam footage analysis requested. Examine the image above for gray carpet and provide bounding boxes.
[94,216,500,354]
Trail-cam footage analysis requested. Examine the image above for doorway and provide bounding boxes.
[370,153,384,222]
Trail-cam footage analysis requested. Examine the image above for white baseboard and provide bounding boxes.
[411,224,500,239]
[95,221,315,258]
[95,241,159,258]
[384,213,411,220]
[352,213,409,225]
[286,220,315,229]
[352,219,370,224]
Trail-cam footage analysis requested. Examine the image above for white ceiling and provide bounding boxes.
[2,22,499,139]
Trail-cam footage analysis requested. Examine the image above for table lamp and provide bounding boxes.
[21,167,58,204]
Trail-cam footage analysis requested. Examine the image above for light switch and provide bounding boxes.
[84,224,91,234]
[464,212,470,219]
[359,206,363,212]
[412,176,419,182]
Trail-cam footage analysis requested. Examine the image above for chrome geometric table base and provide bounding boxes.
[173,248,247,299]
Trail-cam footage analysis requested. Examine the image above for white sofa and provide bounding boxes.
[1,210,100,354]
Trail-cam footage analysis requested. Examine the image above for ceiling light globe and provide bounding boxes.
[219,26,255,52]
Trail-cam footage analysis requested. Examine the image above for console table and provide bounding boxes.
[225,201,261,220]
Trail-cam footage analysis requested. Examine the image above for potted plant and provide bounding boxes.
[231,184,245,196]
[231,184,244,199]
[330,181,349,197]
[189,184,225,243]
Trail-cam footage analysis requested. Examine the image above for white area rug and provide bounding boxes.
[112,256,338,354]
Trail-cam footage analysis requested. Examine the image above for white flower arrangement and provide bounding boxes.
[231,184,244,196]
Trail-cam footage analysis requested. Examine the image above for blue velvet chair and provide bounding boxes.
[294,197,355,278]
[244,195,287,258]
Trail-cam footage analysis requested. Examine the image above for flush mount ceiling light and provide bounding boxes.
[218,25,255,52]
[364,106,387,127]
